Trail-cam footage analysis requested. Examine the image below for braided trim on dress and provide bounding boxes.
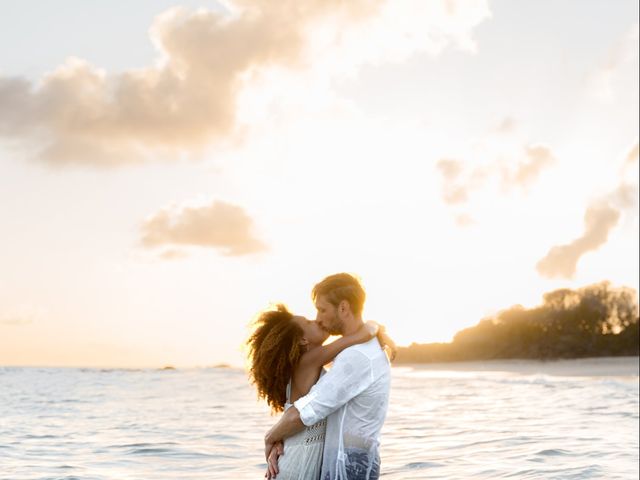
[304,419,326,445]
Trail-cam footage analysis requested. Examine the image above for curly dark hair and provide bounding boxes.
[246,304,305,413]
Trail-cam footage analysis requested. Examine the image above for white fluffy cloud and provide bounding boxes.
[537,145,638,279]
[0,0,490,167]
[140,199,267,257]
[536,204,621,279]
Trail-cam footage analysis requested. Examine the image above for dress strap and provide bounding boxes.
[285,378,292,404]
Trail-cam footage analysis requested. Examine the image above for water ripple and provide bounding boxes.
[0,359,637,479]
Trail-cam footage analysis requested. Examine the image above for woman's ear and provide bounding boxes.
[299,337,309,348]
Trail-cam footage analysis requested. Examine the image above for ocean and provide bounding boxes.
[1,357,638,479]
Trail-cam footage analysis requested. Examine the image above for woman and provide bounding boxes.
[246,304,396,480]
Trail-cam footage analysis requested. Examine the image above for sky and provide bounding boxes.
[0,0,638,368]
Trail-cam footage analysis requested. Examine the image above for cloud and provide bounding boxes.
[0,306,42,326]
[0,0,490,167]
[537,148,638,279]
[158,249,190,261]
[590,23,639,102]
[436,144,556,210]
[436,158,490,206]
[140,199,267,257]
[455,213,475,227]
[506,144,556,188]
[536,204,621,279]
[436,158,470,205]
[0,316,33,326]
[624,141,639,166]
[494,116,517,134]
[443,186,469,205]
[610,182,638,211]
[436,158,464,181]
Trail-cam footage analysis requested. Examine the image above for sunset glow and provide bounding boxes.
[0,0,638,367]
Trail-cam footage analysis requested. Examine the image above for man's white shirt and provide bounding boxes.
[294,337,391,480]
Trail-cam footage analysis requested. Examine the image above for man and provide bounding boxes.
[264,273,391,479]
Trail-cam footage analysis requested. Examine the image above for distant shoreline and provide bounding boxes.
[395,355,639,377]
[2,356,637,375]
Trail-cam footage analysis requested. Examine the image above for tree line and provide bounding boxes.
[395,282,639,363]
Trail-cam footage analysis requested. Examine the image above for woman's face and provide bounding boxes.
[293,315,329,347]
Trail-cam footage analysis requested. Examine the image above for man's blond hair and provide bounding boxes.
[312,273,366,316]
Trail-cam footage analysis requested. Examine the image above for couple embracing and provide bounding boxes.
[247,273,396,480]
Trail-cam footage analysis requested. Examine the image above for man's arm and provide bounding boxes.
[264,406,305,460]
[264,348,373,450]
[294,348,373,427]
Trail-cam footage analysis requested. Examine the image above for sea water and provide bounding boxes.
[1,357,638,479]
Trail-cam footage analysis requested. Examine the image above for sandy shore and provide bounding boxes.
[397,356,639,377]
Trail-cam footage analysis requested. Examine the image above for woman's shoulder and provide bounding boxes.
[290,363,323,399]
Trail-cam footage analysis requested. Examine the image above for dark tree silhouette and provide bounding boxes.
[396,282,639,363]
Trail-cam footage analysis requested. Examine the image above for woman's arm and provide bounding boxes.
[376,326,397,361]
[300,321,379,369]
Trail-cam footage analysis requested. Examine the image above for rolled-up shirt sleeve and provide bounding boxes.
[294,348,373,427]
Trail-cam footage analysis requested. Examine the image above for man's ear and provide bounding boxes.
[338,300,350,316]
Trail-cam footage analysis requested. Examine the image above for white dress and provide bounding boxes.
[276,373,327,480]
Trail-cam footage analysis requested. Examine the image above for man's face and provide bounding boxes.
[314,295,343,335]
